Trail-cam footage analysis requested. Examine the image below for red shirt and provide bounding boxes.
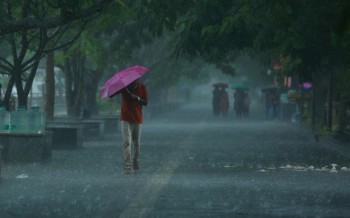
[120,82,148,123]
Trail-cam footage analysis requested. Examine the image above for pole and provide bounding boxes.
[311,72,316,126]
[328,71,333,131]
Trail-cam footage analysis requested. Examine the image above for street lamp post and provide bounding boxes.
[328,71,333,131]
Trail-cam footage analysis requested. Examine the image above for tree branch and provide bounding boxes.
[0,57,14,70]
[44,21,88,53]
[21,28,47,70]
[0,62,13,73]
[24,59,40,95]
[0,0,113,36]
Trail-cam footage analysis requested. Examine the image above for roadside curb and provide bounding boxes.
[319,136,350,159]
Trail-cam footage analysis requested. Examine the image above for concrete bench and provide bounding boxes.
[91,115,119,134]
[80,120,105,139]
[46,122,83,149]
[48,119,105,139]
[0,132,52,163]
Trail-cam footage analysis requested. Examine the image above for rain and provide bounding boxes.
[1,1,350,218]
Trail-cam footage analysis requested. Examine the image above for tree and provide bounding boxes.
[55,0,151,116]
[45,51,55,120]
[0,0,113,110]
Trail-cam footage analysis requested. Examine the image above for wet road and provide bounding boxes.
[1,102,350,218]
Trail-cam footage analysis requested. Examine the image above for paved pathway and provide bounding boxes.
[1,102,350,217]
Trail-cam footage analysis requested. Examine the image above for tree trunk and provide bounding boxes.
[72,51,84,116]
[61,50,106,117]
[45,52,55,120]
[63,50,84,117]
[63,58,74,116]
[3,75,15,110]
[14,68,27,108]
[84,69,104,115]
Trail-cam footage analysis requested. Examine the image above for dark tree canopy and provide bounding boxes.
[0,0,113,36]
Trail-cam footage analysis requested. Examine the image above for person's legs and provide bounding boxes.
[131,123,141,170]
[121,121,132,173]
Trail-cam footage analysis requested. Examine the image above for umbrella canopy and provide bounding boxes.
[212,82,228,88]
[99,65,148,99]
[231,82,249,90]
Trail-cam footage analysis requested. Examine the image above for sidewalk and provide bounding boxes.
[320,134,350,159]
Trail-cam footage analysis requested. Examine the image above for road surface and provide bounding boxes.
[1,102,350,217]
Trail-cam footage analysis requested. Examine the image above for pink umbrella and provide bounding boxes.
[99,65,148,99]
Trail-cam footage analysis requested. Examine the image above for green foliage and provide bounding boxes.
[175,0,249,64]
[279,55,302,77]
[315,124,331,137]
[171,0,350,84]
[138,0,194,36]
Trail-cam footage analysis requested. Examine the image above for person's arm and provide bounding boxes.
[139,84,148,106]
[137,96,148,106]
[130,94,148,106]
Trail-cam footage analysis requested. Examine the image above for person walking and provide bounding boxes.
[234,90,244,119]
[120,79,148,174]
[212,86,221,116]
[242,91,250,117]
[220,88,229,117]
[265,91,274,120]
